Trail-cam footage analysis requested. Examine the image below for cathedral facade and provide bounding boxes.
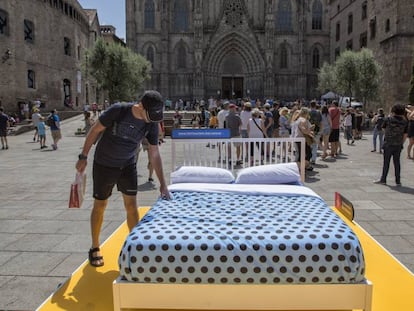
[126,0,331,102]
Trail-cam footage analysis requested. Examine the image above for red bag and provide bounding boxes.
[69,172,86,208]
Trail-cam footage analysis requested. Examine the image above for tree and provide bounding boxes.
[86,39,150,104]
[334,50,360,100]
[317,62,337,94]
[355,48,381,106]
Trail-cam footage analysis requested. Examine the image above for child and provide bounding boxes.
[37,119,47,149]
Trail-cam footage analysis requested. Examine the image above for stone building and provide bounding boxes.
[329,0,414,106]
[0,0,106,114]
[126,0,331,102]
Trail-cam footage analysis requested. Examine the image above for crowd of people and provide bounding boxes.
[168,98,413,182]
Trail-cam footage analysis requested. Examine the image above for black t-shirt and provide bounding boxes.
[383,115,408,146]
[95,104,159,167]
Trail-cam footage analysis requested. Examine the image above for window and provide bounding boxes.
[64,37,71,55]
[276,0,292,32]
[311,0,323,30]
[280,45,288,69]
[224,0,244,28]
[144,0,155,29]
[361,1,367,20]
[173,0,189,32]
[359,31,367,48]
[146,46,155,66]
[177,45,186,69]
[28,70,35,89]
[335,22,340,41]
[369,17,376,39]
[0,9,8,35]
[312,48,320,69]
[24,19,34,43]
[385,18,390,32]
[347,14,353,34]
[346,39,353,50]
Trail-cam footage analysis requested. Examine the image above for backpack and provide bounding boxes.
[46,115,55,127]
[309,110,322,134]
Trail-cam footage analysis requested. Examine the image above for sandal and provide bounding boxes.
[88,247,104,267]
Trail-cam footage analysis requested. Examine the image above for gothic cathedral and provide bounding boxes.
[126,0,330,102]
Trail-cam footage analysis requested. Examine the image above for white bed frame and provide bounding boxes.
[113,136,373,311]
[171,136,306,181]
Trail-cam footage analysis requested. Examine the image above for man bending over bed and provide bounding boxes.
[75,90,171,267]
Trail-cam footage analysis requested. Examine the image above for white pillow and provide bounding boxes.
[170,166,235,184]
[235,162,301,185]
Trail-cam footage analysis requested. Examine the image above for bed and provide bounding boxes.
[113,157,372,311]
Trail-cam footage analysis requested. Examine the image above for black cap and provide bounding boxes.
[141,90,164,122]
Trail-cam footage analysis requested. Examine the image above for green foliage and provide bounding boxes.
[317,49,381,105]
[317,62,337,93]
[334,50,359,99]
[356,48,381,104]
[85,39,151,103]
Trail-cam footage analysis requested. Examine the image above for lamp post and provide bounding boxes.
[217,90,221,99]
[247,89,250,99]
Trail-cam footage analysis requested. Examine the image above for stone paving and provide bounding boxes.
[0,114,413,310]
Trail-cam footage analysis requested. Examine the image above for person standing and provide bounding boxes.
[371,108,385,153]
[405,105,414,159]
[0,107,9,150]
[225,103,243,166]
[328,101,341,158]
[309,100,322,164]
[320,105,332,159]
[37,118,47,149]
[31,108,42,142]
[373,104,408,186]
[75,90,170,267]
[48,109,61,150]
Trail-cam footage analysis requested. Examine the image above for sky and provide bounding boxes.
[78,0,126,40]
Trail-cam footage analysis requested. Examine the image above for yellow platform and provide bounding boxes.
[37,206,414,311]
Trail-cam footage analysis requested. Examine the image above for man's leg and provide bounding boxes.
[122,194,139,231]
[90,198,108,266]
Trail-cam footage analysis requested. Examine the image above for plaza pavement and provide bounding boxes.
[0,114,413,310]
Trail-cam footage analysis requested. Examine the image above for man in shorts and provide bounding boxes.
[75,90,170,267]
[49,109,62,150]
[328,101,341,157]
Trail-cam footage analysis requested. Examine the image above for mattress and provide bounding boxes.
[118,184,365,284]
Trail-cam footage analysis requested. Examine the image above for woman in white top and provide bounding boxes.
[247,108,265,164]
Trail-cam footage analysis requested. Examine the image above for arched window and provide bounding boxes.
[312,0,323,30]
[147,46,155,66]
[0,9,8,35]
[276,0,292,32]
[174,0,189,32]
[177,44,186,69]
[280,45,288,69]
[312,48,320,69]
[28,70,35,89]
[144,0,155,29]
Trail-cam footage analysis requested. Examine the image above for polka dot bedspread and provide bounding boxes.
[118,186,365,284]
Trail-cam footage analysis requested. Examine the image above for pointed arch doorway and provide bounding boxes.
[222,77,243,99]
[220,52,244,99]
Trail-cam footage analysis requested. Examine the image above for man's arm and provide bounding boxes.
[148,144,171,199]
[75,120,106,173]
